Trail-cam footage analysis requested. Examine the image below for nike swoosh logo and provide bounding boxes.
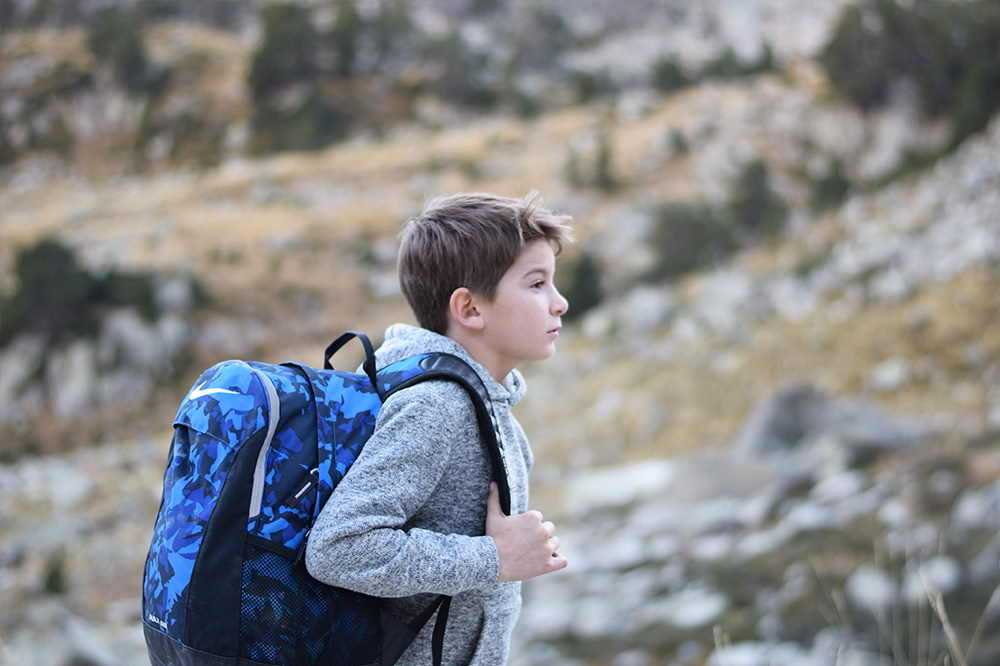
[188,383,240,400]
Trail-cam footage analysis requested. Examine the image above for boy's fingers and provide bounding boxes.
[486,482,505,516]
[549,552,568,572]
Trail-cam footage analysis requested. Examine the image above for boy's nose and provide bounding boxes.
[552,290,569,316]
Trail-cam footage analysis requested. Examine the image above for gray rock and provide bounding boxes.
[155,277,195,313]
[689,269,757,340]
[845,564,894,613]
[706,641,812,666]
[733,382,936,474]
[763,274,818,322]
[563,460,674,516]
[638,585,730,630]
[616,286,676,335]
[901,554,962,604]
[157,313,191,361]
[868,357,911,392]
[951,480,1000,532]
[46,340,98,420]
[731,383,830,458]
[98,309,163,372]
[7,600,119,666]
[810,397,934,458]
[0,334,47,426]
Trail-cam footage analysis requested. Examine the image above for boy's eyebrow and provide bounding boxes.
[521,266,550,279]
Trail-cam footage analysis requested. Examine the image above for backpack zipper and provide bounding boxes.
[292,468,320,503]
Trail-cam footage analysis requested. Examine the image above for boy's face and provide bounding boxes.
[474,239,569,379]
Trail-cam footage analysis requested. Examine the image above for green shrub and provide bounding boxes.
[653,44,774,100]
[43,551,67,595]
[728,159,787,240]
[421,30,499,109]
[810,157,852,213]
[558,251,604,321]
[0,238,160,346]
[328,1,363,78]
[652,58,693,94]
[248,2,320,101]
[564,146,584,187]
[564,130,618,190]
[594,131,617,191]
[166,112,226,167]
[0,239,99,345]
[669,128,689,155]
[48,61,93,96]
[23,0,50,27]
[249,86,361,154]
[748,43,775,76]
[702,47,746,80]
[0,126,15,165]
[646,202,739,282]
[96,271,159,321]
[645,160,787,282]
[30,112,74,157]
[822,0,1000,147]
[369,1,414,69]
[135,0,182,23]
[572,70,617,104]
[692,44,776,84]
[87,7,151,93]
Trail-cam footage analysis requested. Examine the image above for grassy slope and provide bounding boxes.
[1,27,996,520]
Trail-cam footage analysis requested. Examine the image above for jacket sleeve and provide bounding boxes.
[304,381,501,597]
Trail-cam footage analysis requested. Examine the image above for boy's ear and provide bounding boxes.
[448,287,485,331]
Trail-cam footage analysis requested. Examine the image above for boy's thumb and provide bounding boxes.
[486,482,504,516]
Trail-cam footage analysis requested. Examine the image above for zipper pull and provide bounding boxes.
[294,528,311,567]
[292,468,320,503]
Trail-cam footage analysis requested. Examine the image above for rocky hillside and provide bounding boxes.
[1,1,998,665]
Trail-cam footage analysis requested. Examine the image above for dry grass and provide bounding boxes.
[519,265,998,518]
[1,31,995,482]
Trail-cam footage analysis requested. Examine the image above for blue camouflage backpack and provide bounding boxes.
[142,332,511,666]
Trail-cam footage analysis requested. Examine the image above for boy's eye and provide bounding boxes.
[531,280,545,289]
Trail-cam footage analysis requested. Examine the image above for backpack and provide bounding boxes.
[142,332,511,666]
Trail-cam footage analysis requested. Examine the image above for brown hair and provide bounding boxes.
[398,191,575,334]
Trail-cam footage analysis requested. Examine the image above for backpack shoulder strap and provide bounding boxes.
[379,352,512,516]
[322,332,512,514]
[325,336,513,666]
[376,352,508,666]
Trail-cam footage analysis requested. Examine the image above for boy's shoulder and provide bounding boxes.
[374,324,457,364]
[375,323,527,405]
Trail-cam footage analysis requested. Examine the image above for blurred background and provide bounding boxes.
[1,0,998,664]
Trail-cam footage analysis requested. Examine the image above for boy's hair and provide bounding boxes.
[398,191,575,334]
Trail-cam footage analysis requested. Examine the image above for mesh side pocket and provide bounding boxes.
[240,542,383,665]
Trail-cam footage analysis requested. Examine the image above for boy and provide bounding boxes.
[305,192,573,665]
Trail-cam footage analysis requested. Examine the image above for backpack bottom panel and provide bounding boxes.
[144,621,273,666]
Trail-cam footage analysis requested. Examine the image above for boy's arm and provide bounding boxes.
[304,382,500,597]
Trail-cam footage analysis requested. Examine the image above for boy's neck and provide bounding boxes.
[443,326,511,384]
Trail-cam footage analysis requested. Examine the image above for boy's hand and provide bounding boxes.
[486,482,568,582]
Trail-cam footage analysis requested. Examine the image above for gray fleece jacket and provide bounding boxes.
[304,323,533,666]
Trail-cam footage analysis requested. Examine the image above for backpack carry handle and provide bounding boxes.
[324,331,378,387]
